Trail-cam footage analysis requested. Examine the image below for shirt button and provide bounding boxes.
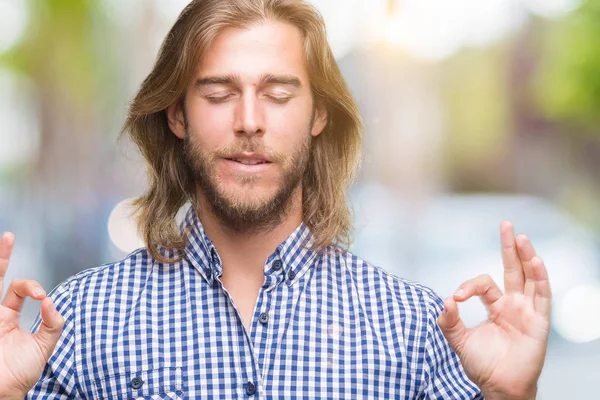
[288,270,296,280]
[259,312,269,324]
[272,260,283,270]
[246,381,256,396]
[130,377,144,390]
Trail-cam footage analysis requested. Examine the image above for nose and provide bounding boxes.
[233,93,265,137]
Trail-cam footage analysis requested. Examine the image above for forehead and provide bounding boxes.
[196,20,309,83]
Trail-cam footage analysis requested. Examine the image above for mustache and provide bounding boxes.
[213,139,285,163]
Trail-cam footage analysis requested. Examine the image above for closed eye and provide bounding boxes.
[266,95,292,104]
[206,94,234,103]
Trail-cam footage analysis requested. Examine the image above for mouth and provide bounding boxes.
[224,153,273,166]
[222,153,273,173]
[226,158,271,165]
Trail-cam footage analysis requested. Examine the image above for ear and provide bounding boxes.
[167,100,186,140]
[310,100,328,137]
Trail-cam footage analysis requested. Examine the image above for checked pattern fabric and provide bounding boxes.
[28,205,482,399]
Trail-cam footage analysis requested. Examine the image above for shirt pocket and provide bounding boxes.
[93,366,184,399]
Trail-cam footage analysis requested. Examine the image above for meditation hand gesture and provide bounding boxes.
[0,232,64,399]
[438,222,551,400]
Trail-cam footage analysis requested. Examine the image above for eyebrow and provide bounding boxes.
[195,73,303,89]
[260,73,302,87]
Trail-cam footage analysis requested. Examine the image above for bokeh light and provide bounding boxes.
[554,282,600,343]
[0,0,29,53]
[525,0,582,18]
[107,198,144,254]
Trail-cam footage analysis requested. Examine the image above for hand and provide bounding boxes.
[437,221,551,400]
[0,232,65,399]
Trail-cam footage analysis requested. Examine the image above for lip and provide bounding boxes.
[226,152,272,163]
[221,157,273,174]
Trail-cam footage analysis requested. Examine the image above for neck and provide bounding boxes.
[195,186,304,279]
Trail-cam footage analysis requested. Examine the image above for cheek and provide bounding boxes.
[267,100,311,125]
[266,104,313,137]
[269,119,310,152]
[191,108,233,147]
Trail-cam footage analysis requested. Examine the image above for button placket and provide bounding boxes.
[249,282,275,381]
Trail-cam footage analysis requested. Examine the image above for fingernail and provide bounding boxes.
[453,289,465,297]
[33,287,46,297]
[1,232,13,244]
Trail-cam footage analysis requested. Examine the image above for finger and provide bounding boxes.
[516,234,537,299]
[1,279,46,312]
[532,256,551,317]
[0,232,16,299]
[500,221,525,293]
[437,297,468,355]
[33,297,65,361]
[453,274,503,307]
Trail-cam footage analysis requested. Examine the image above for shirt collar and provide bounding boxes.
[180,205,320,287]
[180,205,221,286]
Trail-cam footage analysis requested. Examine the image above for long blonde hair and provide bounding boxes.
[123,0,363,262]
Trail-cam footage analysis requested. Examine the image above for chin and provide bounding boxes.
[220,175,276,192]
[220,184,278,206]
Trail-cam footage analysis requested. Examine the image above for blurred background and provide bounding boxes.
[1,0,599,397]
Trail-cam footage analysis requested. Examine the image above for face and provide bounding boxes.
[168,20,327,232]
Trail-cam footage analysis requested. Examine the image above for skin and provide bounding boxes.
[167,21,327,331]
[437,221,551,400]
[0,20,550,399]
[0,232,65,399]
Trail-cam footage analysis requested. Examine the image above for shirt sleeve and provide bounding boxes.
[421,288,484,400]
[27,279,81,399]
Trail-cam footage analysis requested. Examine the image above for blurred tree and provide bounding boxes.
[0,0,122,284]
[438,44,516,193]
[534,0,600,136]
[531,0,600,231]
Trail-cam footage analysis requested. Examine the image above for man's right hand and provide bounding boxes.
[0,232,64,399]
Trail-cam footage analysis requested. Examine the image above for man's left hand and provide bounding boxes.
[437,221,551,400]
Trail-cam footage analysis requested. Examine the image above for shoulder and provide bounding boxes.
[48,247,173,310]
[324,246,444,316]
[57,247,151,285]
[330,247,443,311]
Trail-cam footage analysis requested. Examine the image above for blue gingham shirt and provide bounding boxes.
[28,205,482,399]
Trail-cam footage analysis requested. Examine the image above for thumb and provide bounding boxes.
[33,297,65,361]
[437,296,468,355]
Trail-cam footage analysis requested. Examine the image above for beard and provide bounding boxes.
[182,116,313,234]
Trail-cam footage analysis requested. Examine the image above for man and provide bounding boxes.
[0,0,551,398]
